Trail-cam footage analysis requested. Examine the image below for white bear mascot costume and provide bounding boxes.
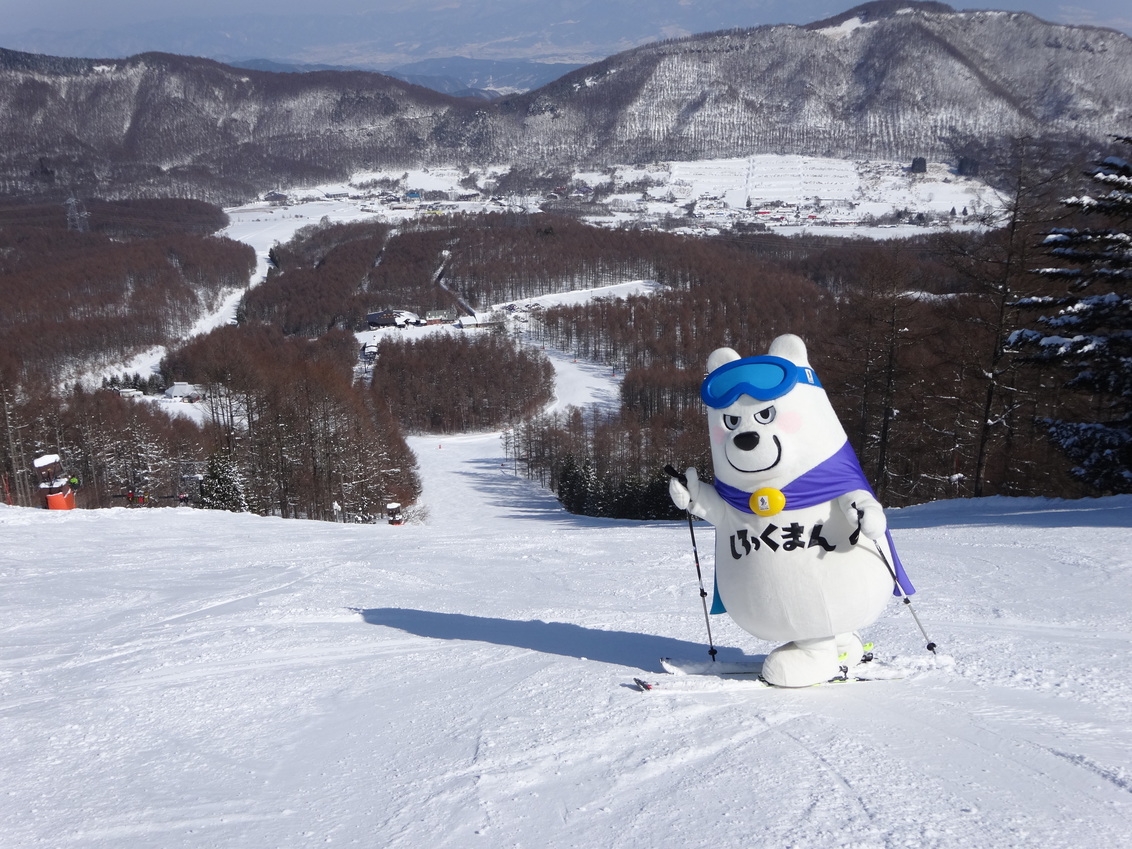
[669,334,915,687]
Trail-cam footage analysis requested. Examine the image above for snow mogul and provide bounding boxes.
[668,334,915,687]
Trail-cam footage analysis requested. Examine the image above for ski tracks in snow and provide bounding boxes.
[4,384,1132,846]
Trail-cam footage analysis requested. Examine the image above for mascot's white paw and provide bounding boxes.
[844,494,887,540]
[761,637,841,687]
[668,478,690,510]
[668,467,701,511]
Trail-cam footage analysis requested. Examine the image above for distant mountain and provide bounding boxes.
[220,58,502,100]
[491,2,1132,166]
[0,49,474,203]
[220,57,584,98]
[0,1,830,68]
[385,58,585,98]
[384,73,500,101]
[1,3,1129,202]
[224,59,363,75]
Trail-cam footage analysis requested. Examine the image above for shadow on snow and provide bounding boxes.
[355,607,751,672]
[888,494,1132,530]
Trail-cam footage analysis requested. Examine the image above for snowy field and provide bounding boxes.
[660,155,988,219]
[230,153,996,246]
[6,353,1132,846]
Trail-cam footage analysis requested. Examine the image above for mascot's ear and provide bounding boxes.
[706,347,741,374]
[767,334,810,367]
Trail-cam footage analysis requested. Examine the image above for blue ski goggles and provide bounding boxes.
[701,355,822,408]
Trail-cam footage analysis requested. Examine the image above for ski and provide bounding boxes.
[634,654,908,692]
[660,644,879,677]
[633,675,768,692]
[660,657,765,676]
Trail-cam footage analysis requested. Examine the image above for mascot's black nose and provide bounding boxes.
[733,431,760,451]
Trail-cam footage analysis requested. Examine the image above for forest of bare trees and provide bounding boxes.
[0,198,254,389]
[0,199,421,521]
[160,326,421,521]
[210,199,1098,516]
[372,333,554,433]
[486,208,1096,513]
[1,381,208,510]
[4,143,1116,522]
[0,199,256,510]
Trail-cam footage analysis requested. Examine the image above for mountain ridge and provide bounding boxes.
[1,4,1128,202]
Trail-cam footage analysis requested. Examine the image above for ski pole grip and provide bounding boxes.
[664,464,687,486]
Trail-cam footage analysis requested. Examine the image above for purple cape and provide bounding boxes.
[711,440,915,601]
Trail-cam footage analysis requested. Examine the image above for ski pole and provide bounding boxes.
[665,465,717,662]
[854,504,937,654]
[875,539,937,654]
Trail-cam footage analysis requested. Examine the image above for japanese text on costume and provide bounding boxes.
[729,522,837,560]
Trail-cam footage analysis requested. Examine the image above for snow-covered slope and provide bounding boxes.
[513,6,1132,166]
[4,359,1132,846]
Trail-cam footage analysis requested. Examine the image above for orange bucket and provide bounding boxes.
[45,489,76,510]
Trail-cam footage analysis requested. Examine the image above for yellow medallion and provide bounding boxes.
[749,487,786,517]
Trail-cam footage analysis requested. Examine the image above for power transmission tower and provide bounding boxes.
[64,196,90,232]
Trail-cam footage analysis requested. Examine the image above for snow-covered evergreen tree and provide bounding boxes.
[1010,136,1132,493]
[199,453,247,512]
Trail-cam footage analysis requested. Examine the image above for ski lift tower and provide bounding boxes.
[33,454,76,510]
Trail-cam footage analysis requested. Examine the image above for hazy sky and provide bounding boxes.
[1,0,1128,65]
[3,0,1128,32]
